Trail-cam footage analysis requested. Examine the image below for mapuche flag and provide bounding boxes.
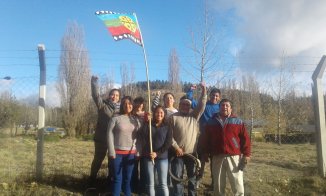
[96,11,142,46]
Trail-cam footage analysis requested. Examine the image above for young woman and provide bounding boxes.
[152,91,178,119]
[139,105,172,196]
[131,96,146,193]
[107,96,142,196]
[132,96,146,119]
[90,76,120,186]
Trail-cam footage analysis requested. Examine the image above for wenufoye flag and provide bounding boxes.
[96,11,142,46]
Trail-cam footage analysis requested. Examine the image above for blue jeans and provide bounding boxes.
[144,158,169,196]
[171,155,197,196]
[131,157,147,194]
[110,154,135,196]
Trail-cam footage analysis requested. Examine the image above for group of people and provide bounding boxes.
[89,75,251,196]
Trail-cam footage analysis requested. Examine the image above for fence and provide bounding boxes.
[0,49,325,195]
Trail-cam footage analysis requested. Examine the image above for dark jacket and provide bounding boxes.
[91,78,117,143]
[138,122,172,159]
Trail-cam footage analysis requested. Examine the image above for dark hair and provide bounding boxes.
[163,92,175,101]
[219,98,232,108]
[133,96,145,105]
[209,88,221,96]
[179,95,188,102]
[109,88,120,97]
[120,96,133,114]
[153,105,165,123]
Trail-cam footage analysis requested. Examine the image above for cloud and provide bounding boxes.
[212,0,326,72]
[208,0,326,95]
[46,83,61,107]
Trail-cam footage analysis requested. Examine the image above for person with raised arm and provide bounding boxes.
[169,82,207,196]
[89,75,120,186]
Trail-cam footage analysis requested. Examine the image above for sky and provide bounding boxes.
[1,0,326,106]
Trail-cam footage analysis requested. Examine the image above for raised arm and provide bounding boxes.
[151,91,161,111]
[91,75,115,112]
[191,82,207,120]
[186,84,198,109]
[91,76,105,108]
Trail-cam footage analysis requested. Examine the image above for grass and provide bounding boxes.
[0,136,326,195]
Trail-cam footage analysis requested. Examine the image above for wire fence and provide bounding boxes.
[0,52,324,194]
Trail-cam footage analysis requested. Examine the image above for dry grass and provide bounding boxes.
[0,135,326,195]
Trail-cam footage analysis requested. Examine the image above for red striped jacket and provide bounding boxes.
[201,113,251,157]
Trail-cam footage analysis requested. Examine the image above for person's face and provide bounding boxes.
[164,94,175,107]
[210,92,221,104]
[154,108,165,123]
[122,99,133,114]
[220,101,232,117]
[179,100,191,114]
[109,90,120,103]
[134,103,144,112]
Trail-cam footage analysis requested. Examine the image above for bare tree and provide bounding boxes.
[241,74,262,139]
[120,63,136,96]
[101,66,116,95]
[168,48,181,93]
[269,54,295,144]
[57,21,91,137]
[186,0,229,84]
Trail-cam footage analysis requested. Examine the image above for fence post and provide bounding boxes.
[36,44,46,181]
[312,55,326,178]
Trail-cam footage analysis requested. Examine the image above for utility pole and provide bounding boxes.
[36,44,46,181]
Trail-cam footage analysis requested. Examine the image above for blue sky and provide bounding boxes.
[0,0,224,84]
[1,0,326,106]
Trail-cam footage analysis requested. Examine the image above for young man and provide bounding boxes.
[169,82,207,196]
[187,86,222,187]
[201,98,251,196]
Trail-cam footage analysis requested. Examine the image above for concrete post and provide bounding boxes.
[36,44,46,181]
[312,55,326,178]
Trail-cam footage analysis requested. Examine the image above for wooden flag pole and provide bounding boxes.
[133,13,154,164]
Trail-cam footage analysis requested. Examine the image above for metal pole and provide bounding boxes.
[312,55,326,178]
[36,44,46,180]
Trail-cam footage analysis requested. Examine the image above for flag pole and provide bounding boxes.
[133,13,154,164]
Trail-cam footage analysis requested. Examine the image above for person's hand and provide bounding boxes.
[156,91,161,96]
[175,147,184,157]
[144,112,151,122]
[238,156,250,171]
[109,156,115,159]
[244,156,251,164]
[191,84,197,90]
[149,152,157,160]
[199,81,206,89]
[199,81,207,94]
